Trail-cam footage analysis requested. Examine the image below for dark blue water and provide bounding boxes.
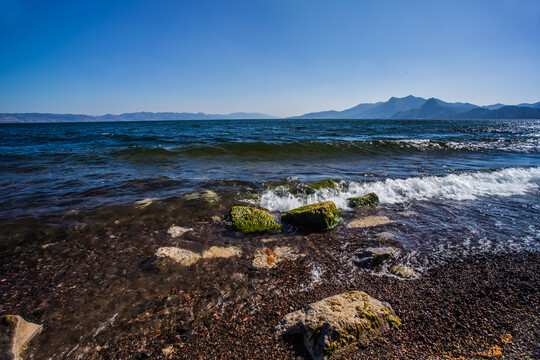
[1,119,539,222]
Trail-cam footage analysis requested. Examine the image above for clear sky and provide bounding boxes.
[1,0,539,117]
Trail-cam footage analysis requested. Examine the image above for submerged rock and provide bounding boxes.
[167,226,193,237]
[0,315,42,360]
[201,246,242,259]
[355,247,400,269]
[276,291,401,360]
[389,265,416,279]
[281,201,341,232]
[252,246,303,269]
[229,206,281,233]
[347,193,379,208]
[346,216,394,229]
[153,247,201,267]
[307,179,338,190]
[184,190,220,206]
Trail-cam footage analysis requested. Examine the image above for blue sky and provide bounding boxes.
[1,0,539,116]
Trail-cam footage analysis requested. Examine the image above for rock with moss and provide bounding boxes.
[229,206,281,233]
[281,201,341,232]
[307,179,338,190]
[347,193,379,208]
[0,315,42,360]
[275,291,401,360]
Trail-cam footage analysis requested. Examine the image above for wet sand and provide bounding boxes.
[1,204,539,359]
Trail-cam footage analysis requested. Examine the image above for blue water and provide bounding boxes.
[0,119,539,223]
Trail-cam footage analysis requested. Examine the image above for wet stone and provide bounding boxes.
[346,216,394,229]
[252,246,303,269]
[201,246,242,259]
[0,315,43,360]
[347,192,379,208]
[167,226,193,237]
[281,201,341,232]
[355,247,400,269]
[153,247,201,267]
[389,265,417,279]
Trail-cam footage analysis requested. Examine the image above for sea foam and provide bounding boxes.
[259,167,540,212]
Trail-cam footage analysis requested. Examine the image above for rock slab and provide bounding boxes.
[346,216,393,228]
[281,201,341,232]
[153,247,201,267]
[276,291,401,360]
[0,315,42,360]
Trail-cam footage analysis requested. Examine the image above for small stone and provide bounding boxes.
[375,232,396,241]
[185,190,220,206]
[346,216,393,229]
[201,246,242,259]
[153,247,201,267]
[0,315,42,360]
[389,265,416,279]
[355,247,399,269]
[167,226,193,237]
[135,198,157,208]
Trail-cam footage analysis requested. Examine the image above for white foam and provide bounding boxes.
[260,167,540,212]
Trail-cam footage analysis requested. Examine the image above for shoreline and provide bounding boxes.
[1,206,538,359]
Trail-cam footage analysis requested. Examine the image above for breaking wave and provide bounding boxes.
[259,167,540,212]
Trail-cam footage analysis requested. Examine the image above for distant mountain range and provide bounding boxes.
[1,96,540,123]
[292,95,540,120]
[0,111,278,123]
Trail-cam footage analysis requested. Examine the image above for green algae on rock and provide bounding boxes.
[275,291,400,360]
[229,206,281,233]
[347,192,379,208]
[307,179,338,190]
[281,201,341,232]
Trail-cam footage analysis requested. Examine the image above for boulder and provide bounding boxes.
[0,315,42,360]
[346,216,393,229]
[275,291,401,360]
[347,193,379,208]
[389,265,416,279]
[354,247,399,269]
[153,247,201,267]
[281,201,341,232]
[201,246,242,259]
[252,247,302,269]
[229,206,281,233]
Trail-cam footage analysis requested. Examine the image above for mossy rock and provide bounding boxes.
[229,206,281,233]
[307,179,338,190]
[281,201,341,232]
[347,192,379,208]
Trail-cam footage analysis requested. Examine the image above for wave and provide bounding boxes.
[259,167,540,212]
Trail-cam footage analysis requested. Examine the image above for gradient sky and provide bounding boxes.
[1,0,539,117]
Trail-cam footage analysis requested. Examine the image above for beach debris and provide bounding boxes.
[167,226,193,237]
[307,179,338,191]
[275,291,401,360]
[355,247,400,269]
[229,206,280,233]
[252,246,303,269]
[201,246,242,259]
[389,265,417,279]
[184,190,220,206]
[0,315,43,360]
[347,192,379,208]
[281,201,341,232]
[153,247,201,267]
[346,215,394,229]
